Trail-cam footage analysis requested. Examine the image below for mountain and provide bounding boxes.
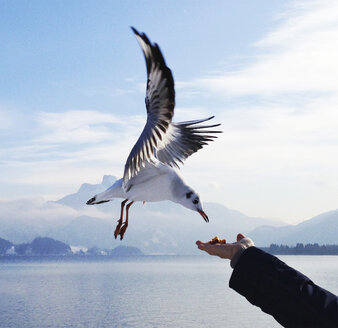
[249,210,338,246]
[0,219,44,245]
[55,175,117,209]
[0,237,13,255]
[46,215,115,249]
[36,175,284,254]
[49,187,286,254]
[1,175,337,254]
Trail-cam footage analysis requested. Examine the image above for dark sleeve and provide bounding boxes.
[229,247,338,328]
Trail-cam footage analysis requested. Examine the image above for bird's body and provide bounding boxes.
[87,27,221,239]
[94,161,190,203]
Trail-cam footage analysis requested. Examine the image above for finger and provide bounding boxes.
[196,240,208,248]
[196,241,207,249]
[237,233,246,242]
[196,242,217,253]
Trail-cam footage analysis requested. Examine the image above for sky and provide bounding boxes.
[1,0,338,224]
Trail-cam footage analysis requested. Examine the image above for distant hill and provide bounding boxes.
[249,210,338,246]
[14,237,71,256]
[0,236,143,257]
[31,237,71,255]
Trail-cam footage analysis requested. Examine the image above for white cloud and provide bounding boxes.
[190,0,338,97]
[0,105,16,129]
[0,109,145,199]
[36,110,126,144]
[174,0,338,222]
[174,106,211,121]
[0,197,77,224]
[0,196,111,226]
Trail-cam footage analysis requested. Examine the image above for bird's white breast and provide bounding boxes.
[126,162,182,202]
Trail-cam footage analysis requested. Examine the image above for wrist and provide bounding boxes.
[230,246,247,268]
[230,237,255,268]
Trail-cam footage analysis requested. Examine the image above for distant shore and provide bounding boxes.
[2,236,338,258]
[260,243,338,255]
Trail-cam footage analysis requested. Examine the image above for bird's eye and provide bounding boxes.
[193,199,199,205]
[186,192,193,199]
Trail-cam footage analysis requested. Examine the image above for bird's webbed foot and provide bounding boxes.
[118,222,128,240]
[114,218,123,239]
[117,201,134,240]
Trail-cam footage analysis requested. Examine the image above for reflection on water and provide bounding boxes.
[0,256,337,328]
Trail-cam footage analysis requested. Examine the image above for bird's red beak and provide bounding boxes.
[198,210,209,223]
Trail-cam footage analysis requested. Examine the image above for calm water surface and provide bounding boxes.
[0,255,337,328]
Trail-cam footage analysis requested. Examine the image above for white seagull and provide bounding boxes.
[87,27,222,240]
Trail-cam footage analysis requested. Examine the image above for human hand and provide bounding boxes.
[196,233,254,260]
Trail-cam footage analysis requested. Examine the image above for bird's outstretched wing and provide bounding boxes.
[156,116,222,168]
[123,27,221,191]
[123,27,175,190]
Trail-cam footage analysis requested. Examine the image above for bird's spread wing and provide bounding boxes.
[156,116,222,168]
[123,27,175,190]
[123,27,222,191]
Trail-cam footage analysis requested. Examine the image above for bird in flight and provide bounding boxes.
[87,27,222,240]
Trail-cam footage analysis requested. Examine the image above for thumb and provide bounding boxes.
[237,233,246,242]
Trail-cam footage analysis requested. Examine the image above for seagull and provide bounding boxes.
[86,27,222,240]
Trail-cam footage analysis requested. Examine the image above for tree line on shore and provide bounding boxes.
[261,243,338,255]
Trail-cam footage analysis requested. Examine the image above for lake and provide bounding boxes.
[0,255,337,328]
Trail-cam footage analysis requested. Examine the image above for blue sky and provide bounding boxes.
[1,0,338,223]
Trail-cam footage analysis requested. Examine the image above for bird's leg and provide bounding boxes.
[114,199,128,239]
[118,201,134,240]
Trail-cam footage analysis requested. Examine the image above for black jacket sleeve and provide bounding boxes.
[229,247,338,328]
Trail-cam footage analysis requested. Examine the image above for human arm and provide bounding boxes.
[230,246,338,327]
[196,234,338,328]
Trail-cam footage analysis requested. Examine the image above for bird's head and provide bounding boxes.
[177,189,209,222]
[86,193,110,205]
